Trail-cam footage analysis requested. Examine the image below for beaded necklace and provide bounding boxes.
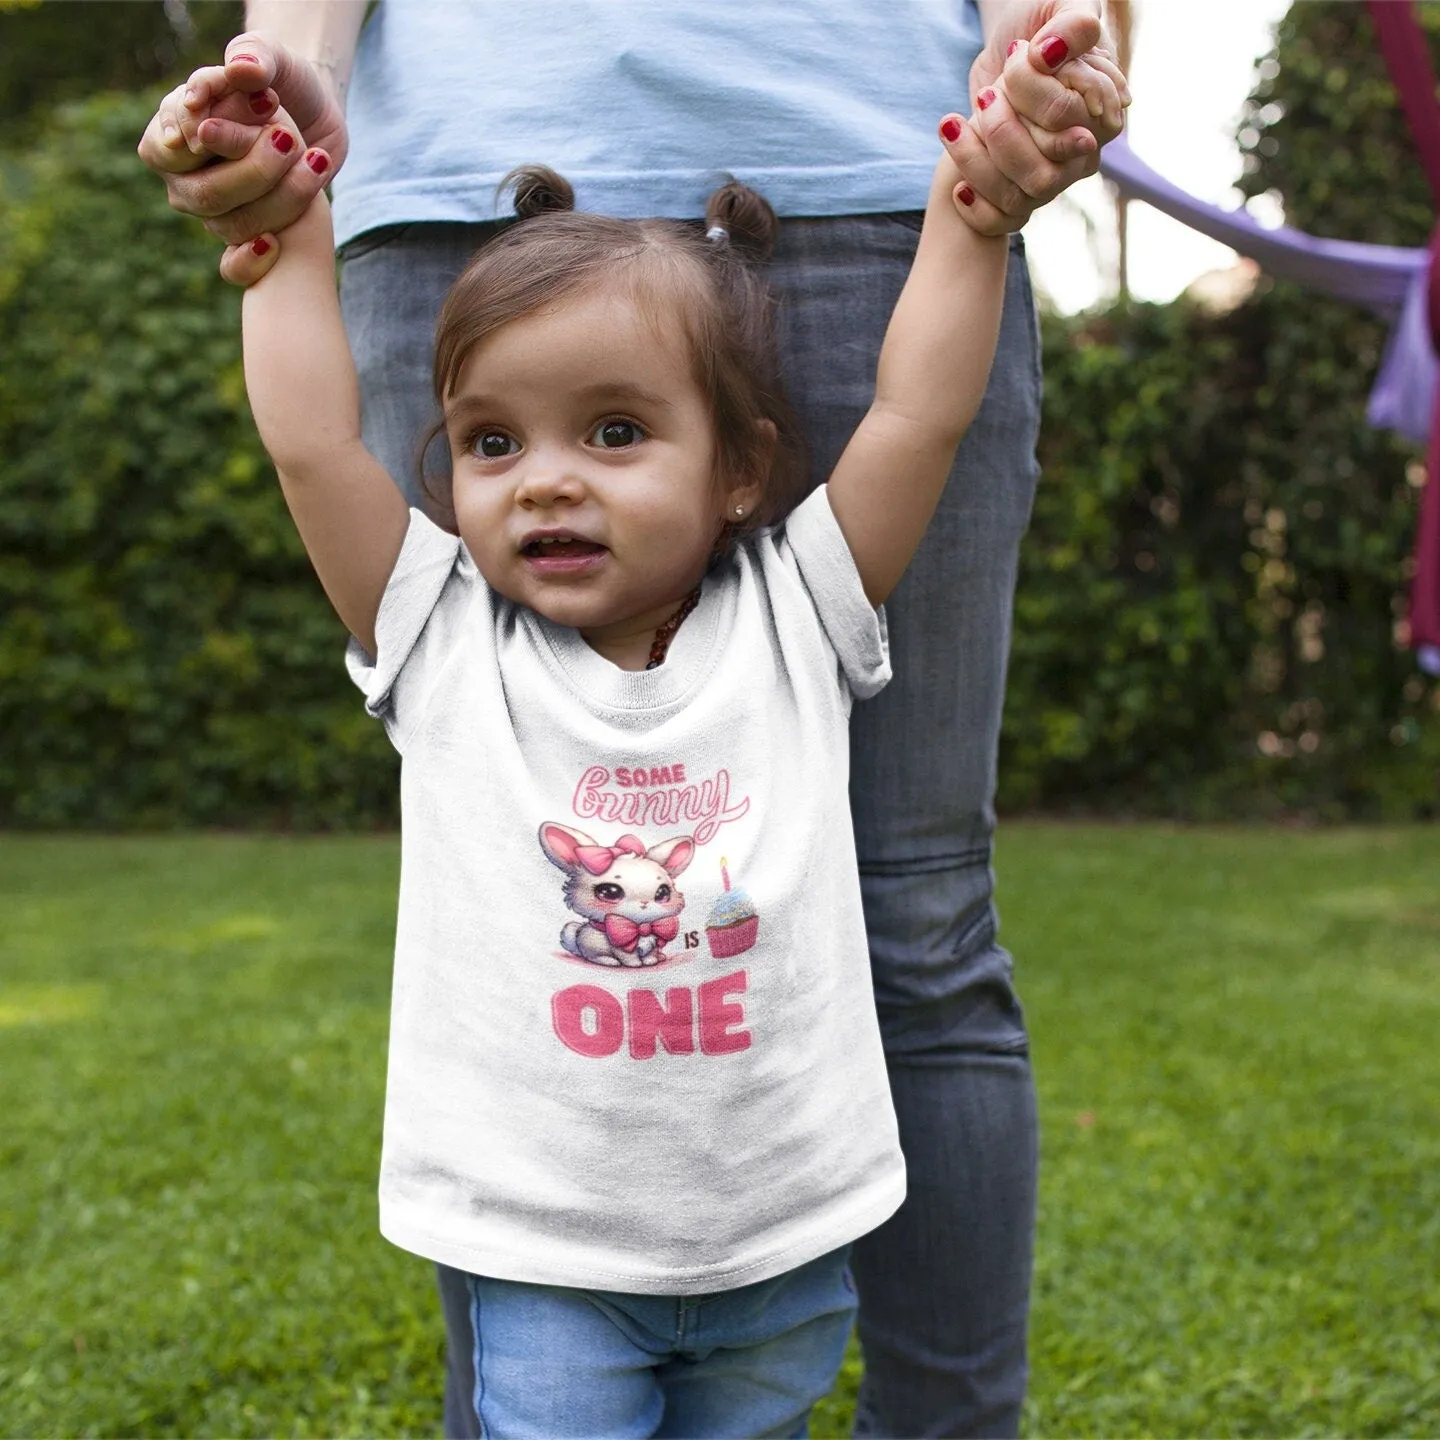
[645,586,703,669]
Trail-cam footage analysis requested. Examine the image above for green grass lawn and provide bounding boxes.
[2,826,1438,1437]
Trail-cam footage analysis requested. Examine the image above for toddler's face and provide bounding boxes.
[445,287,736,667]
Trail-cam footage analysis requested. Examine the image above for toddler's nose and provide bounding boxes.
[515,451,586,507]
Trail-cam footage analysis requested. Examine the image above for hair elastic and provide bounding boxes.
[705,225,730,245]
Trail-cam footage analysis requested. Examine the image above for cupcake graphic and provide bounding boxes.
[706,856,760,958]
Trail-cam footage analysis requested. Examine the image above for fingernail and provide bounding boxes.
[956,183,975,207]
[976,89,996,111]
[1040,36,1069,68]
[306,150,329,176]
[251,237,271,257]
[270,129,295,154]
[231,53,260,65]
[1007,40,1020,57]
[162,122,179,144]
[940,117,962,143]
[184,87,199,105]
[248,91,276,116]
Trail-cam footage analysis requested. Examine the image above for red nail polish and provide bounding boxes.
[251,236,271,257]
[248,91,276,115]
[270,129,295,154]
[976,89,995,111]
[940,117,962,143]
[306,150,329,176]
[231,53,259,64]
[1007,40,1020,57]
[1040,35,1069,68]
[956,184,975,206]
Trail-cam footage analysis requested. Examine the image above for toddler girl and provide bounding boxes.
[230,131,1005,1436]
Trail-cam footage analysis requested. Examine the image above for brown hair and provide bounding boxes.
[420,166,808,545]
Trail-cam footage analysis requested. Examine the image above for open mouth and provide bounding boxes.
[522,535,608,559]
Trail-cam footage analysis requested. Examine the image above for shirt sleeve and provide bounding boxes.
[345,508,470,749]
[779,486,891,700]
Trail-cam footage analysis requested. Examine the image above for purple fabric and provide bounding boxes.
[1100,135,1425,311]
[1369,259,1437,444]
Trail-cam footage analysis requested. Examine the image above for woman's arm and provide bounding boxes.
[239,196,409,655]
[825,155,1009,605]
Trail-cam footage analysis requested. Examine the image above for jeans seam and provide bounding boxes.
[467,1275,486,1439]
[956,905,998,958]
[859,844,992,876]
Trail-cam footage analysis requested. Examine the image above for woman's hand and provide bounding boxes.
[137,33,348,250]
[941,0,1131,235]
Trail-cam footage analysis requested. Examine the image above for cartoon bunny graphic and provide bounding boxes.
[539,823,695,967]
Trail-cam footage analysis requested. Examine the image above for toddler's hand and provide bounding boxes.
[217,184,336,287]
[219,231,282,287]
[148,62,279,162]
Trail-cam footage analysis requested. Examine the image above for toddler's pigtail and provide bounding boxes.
[697,178,807,544]
[703,179,778,262]
[500,165,577,220]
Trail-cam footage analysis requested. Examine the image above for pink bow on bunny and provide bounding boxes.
[604,914,680,951]
[574,834,648,875]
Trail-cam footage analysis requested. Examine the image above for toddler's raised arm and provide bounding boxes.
[825,151,1008,605]
[235,192,408,657]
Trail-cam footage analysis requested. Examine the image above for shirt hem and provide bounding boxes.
[332,163,938,248]
[377,1169,905,1295]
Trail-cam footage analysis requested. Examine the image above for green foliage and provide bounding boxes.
[1004,290,1436,818]
[0,93,397,827]
[4,827,1439,1435]
[0,1,245,140]
[1236,0,1440,247]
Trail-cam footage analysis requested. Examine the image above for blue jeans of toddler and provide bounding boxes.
[459,1248,856,1439]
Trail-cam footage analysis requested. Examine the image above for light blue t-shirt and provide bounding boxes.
[332,1,984,246]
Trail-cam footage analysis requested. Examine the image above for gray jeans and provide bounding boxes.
[340,215,1041,1439]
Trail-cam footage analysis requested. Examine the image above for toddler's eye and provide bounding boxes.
[591,420,644,449]
[472,430,518,459]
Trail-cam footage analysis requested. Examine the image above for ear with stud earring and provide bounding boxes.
[734,506,745,517]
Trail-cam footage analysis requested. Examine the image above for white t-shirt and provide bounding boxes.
[347,487,905,1294]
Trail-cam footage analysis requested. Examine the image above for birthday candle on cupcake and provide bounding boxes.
[706,855,759,958]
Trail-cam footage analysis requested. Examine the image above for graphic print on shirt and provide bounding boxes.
[538,823,694,968]
[542,763,762,1060]
[572,762,749,846]
[705,855,760,958]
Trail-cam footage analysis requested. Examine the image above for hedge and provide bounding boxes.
[1001,291,1435,818]
[0,94,396,827]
